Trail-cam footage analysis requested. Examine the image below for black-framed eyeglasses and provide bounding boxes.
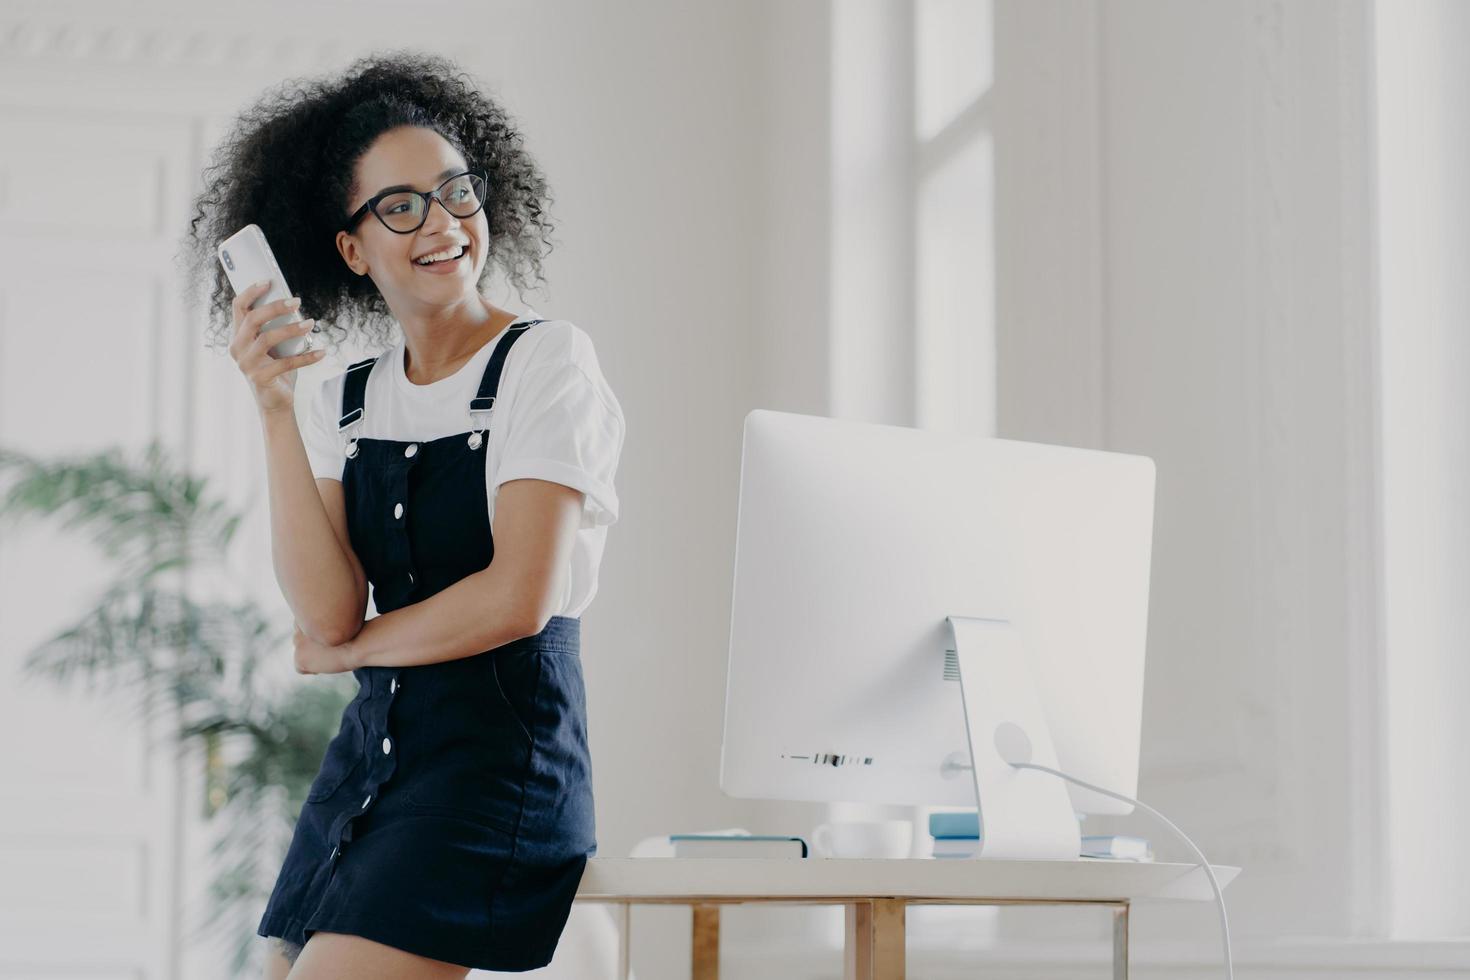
[341,169,488,234]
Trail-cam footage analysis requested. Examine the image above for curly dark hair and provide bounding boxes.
[176,49,556,354]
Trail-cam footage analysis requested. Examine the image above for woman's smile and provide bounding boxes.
[412,243,471,275]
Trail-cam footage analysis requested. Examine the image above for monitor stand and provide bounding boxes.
[943,615,1082,860]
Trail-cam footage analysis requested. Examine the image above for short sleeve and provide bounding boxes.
[301,375,345,482]
[492,361,625,529]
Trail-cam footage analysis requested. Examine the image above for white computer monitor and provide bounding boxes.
[719,409,1157,834]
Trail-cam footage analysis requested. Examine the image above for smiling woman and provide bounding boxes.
[174,50,624,979]
[178,50,556,357]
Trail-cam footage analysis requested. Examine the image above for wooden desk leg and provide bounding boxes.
[843,903,865,980]
[1112,902,1129,980]
[617,903,631,980]
[843,900,905,980]
[692,903,720,980]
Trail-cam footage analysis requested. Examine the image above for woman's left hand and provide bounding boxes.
[293,623,359,675]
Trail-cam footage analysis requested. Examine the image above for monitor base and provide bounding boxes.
[945,615,1082,860]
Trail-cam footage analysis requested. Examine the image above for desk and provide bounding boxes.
[574,856,1240,980]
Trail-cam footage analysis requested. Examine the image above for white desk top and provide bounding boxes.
[577,857,1239,903]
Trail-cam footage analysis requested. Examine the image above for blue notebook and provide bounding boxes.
[929,811,982,839]
[928,812,1152,860]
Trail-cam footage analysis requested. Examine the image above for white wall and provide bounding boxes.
[994,0,1389,955]
[1373,0,1470,939]
[1094,0,1382,942]
[0,74,207,980]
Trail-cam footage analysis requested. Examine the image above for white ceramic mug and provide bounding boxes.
[810,819,913,858]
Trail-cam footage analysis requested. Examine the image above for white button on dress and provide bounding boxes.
[394,502,404,519]
[405,443,419,458]
[382,737,392,755]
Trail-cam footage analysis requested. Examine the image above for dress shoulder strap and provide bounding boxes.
[469,319,545,413]
[338,355,378,431]
[466,319,544,447]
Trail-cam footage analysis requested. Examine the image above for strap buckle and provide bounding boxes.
[338,407,364,432]
[466,396,496,450]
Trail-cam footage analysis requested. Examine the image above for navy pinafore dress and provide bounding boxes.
[256,320,598,972]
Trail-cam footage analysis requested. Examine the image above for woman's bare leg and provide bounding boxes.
[286,931,471,980]
[262,936,299,980]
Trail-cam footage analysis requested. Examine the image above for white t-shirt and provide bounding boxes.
[300,309,625,619]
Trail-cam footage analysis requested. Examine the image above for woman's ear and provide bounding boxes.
[336,230,369,277]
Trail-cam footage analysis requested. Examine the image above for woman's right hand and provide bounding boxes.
[228,280,327,415]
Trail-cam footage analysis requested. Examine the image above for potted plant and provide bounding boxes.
[0,441,352,977]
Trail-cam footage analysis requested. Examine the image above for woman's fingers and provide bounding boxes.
[226,280,322,412]
[230,279,272,322]
[257,340,328,382]
[252,316,317,358]
[227,280,275,357]
[245,294,304,336]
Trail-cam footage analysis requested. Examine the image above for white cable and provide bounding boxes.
[1009,760,1234,980]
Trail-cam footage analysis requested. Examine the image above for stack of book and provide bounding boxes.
[928,812,1153,861]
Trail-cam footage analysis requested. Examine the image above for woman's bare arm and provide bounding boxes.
[259,405,368,646]
[345,478,583,668]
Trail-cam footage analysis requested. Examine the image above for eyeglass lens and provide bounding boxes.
[375,174,486,232]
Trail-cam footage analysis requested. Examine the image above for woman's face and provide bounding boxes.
[335,126,489,311]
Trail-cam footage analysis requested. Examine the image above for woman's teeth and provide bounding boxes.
[415,245,466,265]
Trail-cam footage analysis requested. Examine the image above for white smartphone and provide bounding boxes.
[216,223,310,359]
